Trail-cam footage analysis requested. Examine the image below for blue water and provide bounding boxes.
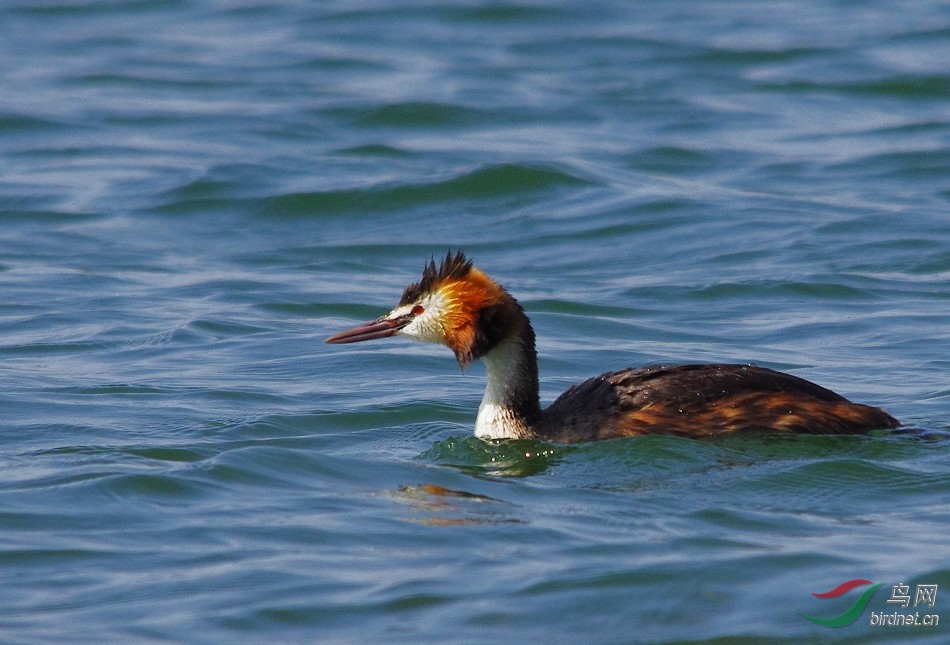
[2,1,949,643]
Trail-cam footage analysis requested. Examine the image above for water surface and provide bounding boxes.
[2,1,949,643]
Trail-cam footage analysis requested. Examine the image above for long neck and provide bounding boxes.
[473,316,541,440]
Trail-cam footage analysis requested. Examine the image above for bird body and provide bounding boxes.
[326,252,899,442]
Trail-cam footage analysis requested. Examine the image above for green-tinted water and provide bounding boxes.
[2,1,949,643]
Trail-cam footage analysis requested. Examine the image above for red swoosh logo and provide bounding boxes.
[812,578,873,598]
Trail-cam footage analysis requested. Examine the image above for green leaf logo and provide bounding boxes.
[798,579,883,627]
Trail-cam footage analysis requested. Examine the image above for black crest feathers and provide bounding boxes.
[399,250,473,305]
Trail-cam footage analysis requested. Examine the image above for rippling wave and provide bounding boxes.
[2,0,949,643]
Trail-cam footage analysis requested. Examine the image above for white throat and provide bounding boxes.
[474,333,535,440]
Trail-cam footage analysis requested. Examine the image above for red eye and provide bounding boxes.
[411,304,425,315]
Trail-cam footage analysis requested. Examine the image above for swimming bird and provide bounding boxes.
[325,251,899,442]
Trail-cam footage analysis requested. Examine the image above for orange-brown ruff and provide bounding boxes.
[325,252,899,443]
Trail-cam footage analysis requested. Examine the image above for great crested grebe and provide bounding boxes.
[325,251,899,442]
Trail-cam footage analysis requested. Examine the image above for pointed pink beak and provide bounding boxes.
[325,311,416,344]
